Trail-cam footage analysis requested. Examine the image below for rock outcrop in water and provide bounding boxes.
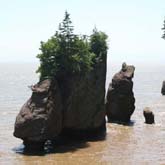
[143,107,155,124]
[161,81,165,95]
[13,56,106,146]
[14,79,63,143]
[106,63,135,123]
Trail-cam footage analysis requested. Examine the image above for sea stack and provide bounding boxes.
[13,52,107,147]
[13,12,108,148]
[161,81,165,95]
[143,107,155,124]
[106,62,135,123]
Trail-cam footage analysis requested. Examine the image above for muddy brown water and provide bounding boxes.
[0,63,165,164]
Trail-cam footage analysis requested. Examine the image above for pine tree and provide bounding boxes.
[58,11,75,56]
[36,12,108,80]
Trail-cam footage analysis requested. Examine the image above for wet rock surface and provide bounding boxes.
[143,107,155,124]
[106,63,135,123]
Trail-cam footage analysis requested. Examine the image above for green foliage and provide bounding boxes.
[90,28,108,58]
[37,11,108,80]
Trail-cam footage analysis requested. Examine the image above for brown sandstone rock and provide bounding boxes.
[13,55,107,145]
[106,63,135,123]
[14,79,63,143]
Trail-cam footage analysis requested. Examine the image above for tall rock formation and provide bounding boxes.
[14,56,107,145]
[106,63,135,123]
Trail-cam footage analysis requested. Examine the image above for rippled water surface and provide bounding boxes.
[0,62,165,165]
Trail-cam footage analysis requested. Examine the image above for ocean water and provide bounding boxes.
[0,62,165,164]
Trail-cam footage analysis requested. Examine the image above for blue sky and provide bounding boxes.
[0,0,165,64]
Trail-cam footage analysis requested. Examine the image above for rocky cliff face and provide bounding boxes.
[60,61,106,131]
[106,63,135,123]
[14,56,106,144]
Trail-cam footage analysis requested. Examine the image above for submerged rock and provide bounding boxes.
[143,107,155,124]
[14,57,107,145]
[106,63,135,123]
[161,81,165,95]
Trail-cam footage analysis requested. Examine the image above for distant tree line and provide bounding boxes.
[37,11,108,80]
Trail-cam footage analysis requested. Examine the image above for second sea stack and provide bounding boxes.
[106,63,135,123]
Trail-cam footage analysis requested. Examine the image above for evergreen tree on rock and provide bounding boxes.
[37,11,108,80]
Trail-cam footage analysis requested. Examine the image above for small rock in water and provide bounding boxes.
[143,107,155,124]
[161,81,165,95]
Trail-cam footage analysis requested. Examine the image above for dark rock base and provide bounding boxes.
[23,140,46,151]
[22,122,106,152]
[61,121,106,140]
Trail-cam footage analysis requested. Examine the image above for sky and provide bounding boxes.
[0,0,165,65]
